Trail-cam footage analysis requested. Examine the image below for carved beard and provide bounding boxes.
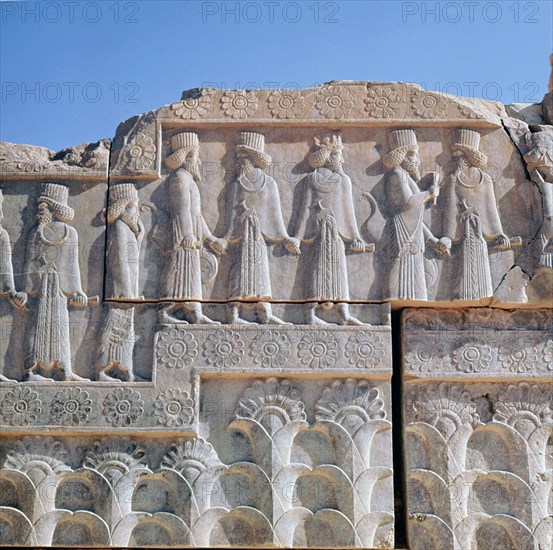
[456,157,471,171]
[121,211,140,236]
[183,160,201,181]
[402,159,421,181]
[37,207,53,228]
[326,157,344,173]
[237,157,255,177]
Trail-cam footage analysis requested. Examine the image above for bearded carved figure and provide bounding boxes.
[439,129,520,300]
[101,183,144,381]
[225,132,300,324]
[0,189,28,381]
[523,125,553,274]
[158,132,226,324]
[23,183,89,381]
[381,129,448,301]
[293,134,374,325]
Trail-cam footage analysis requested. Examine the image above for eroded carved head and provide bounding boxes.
[524,126,553,183]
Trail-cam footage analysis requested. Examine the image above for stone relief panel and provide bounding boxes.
[0,177,107,383]
[402,308,553,550]
[0,312,394,548]
[109,120,535,306]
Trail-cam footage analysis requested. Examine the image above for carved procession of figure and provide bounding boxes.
[292,135,374,324]
[159,131,226,324]
[22,183,90,381]
[100,182,144,381]
[0,189,28,382]
[523,125,553,273]
[225,132,300,324]
[439,129,520,300]
[381,129,449,300]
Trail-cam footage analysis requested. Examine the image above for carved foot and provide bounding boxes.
[0,374,17,383]
[262,315,291,325]
[308,315,331,325]
[229,317,255,325]
[339,316,366,326]
[65,371,90,382]
[158,310,189,325]
[195,314,221,325]
[100,362,134,382]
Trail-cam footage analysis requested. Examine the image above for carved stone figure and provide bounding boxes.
[440,129,518,300]
[225,132,300,324]
[23,183,89,380]
[0,189,28,382]
[381,129,448,300]
[523,125,553,273]
[159,132,226,324]
[293,135,373,324]
[100,183,144,381]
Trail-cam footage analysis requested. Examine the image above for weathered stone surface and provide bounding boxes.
[402,308,552,550]
[0,81,552,548]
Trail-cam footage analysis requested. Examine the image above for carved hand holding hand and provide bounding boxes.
[9,290,28,310]
[283,237,301,255]
[207,236,227,254]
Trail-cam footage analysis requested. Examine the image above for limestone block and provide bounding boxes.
[402,308,553,550]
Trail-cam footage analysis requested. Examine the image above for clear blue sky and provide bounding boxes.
[1,0,552,150]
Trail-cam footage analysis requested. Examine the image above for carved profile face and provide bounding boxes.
[524,132,553,182]
[402,148,421,180]
[184,147,202,182]
[326,150,344,172]
[36,201,53,224]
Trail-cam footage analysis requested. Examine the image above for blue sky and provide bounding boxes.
[1,0,552,150]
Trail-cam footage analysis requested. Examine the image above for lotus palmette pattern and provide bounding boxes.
[235,377,307,425]
[316,378,386,425]
[161,437,221,482]
[4,436,70,478]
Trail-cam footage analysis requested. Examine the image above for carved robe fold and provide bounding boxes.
[106,219,141,299]
[227,168,289,300]
[440,168,504,300]
[0,226,16,295]
[24,222,83,370]
[294,168,361,301]
[160,168,207,300]
[383,167,428,300]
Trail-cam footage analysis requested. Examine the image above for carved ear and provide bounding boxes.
[100,208,106,223]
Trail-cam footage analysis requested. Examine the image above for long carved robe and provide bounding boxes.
[106,218,141,299]
[24,222,83,370]
[440,168,504,300]
[227,168,289,300]
[383,167,428,300]
[0,226,16,295]
[160,168,211,300]
[294,168,361,301]
[103,218,142,375]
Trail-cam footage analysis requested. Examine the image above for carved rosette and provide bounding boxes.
[128,132,156,170]
[250,330,291,369]
[451,343,493,374]
[542,339,553,369]
[50,387,92,426]
[203,330,244,368]
[405,349,444,373]
[315,84,354,118]
[298,331,339,369]
[498,345,539,373]
[153,389,194,427]
[102,387,144,427]
[365,86,401,118]
[267,89,305,119]
[157,328,198,369]
[410,90,447,119]
[170,92,213,120]
[1,386,42,426]
[345,332,385,368]
[221,90,258,119]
